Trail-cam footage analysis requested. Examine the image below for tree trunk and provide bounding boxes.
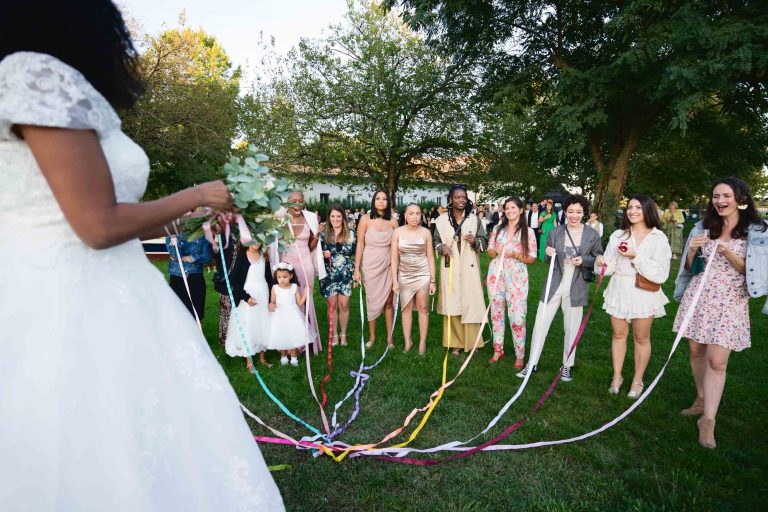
[592,127,643,224]
[385,163,400,210]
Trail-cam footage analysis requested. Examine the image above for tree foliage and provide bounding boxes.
[388,0,768,217]
[240,1,481,203]
[120,25,241,198]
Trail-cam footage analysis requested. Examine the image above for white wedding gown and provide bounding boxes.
[0,52,284,511]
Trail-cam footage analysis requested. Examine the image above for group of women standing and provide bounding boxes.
[484,178,766,451]
[216,180,767,452]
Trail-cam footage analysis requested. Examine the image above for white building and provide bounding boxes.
[291,177,451,207]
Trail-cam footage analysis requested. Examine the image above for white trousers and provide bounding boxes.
[528,265,583,368]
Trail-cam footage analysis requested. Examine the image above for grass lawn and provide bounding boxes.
[157,255,767,511]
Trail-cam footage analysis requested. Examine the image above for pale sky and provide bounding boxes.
[119,0,350,84]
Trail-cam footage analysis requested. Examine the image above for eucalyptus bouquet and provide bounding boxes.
[183,145,294,252]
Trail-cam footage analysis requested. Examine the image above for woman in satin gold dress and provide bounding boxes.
[391,204,436,354]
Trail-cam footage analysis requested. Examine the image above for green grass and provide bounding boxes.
[157,257,767,511]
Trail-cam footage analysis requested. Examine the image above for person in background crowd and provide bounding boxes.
[166,232,211,320]
[486,197,537,368]
[434,184,488,355]
[673,177,768,449]
[538,198,559,261]
[478,210,489,232]
[527,202,540,241]
[662,201,685,259]
[597,195,671,399]
[354,190,399,348]
[518,195,603,381]
[587,211,604,239]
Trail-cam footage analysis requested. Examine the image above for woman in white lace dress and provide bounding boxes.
[0,1,284,510]
[596,195,672,399]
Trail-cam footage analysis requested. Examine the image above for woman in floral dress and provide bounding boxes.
[487,197,538,368]
[673,177,768,449]
[320,204,357,346]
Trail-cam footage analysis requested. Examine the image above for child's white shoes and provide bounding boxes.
[280,356,289,366]
[289,357,299,367]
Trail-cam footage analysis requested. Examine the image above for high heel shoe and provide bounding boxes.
[627,381,644,399]
[697,417,716,449]
[608,376,624,395]
[340,334,348,346]
[331,334,339,347]
[365,339,375,349]
[514,357,525,369]
[488,347,504,364]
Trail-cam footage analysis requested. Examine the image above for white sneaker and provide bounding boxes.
[280,356,289,366]
[290,357,299,367]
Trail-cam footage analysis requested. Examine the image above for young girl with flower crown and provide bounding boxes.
[267,262,313,366]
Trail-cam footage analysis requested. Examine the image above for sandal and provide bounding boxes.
[418,341,426,355]
[404,340,413,353]
[365,339,375,349]
[340,334,348,346]
[451,349,461,357]
[608,376,624,395]
[514,357,525,369]
[488,345,504,364]
[331,334,339,347]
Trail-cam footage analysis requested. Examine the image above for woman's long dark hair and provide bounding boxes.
[0,0,143,109]
[704,177,766,239]
[494,197,530,255]
[368,189,392,220]
[620,195,662,239]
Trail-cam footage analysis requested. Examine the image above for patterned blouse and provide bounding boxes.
[319,229,357,298]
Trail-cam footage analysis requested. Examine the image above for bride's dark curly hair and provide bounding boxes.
[0,0,144,109]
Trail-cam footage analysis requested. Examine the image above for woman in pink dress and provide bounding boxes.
[281,191,322,353]
[354,190,399,348]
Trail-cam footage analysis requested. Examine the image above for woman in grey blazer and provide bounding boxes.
[517,195,603,381]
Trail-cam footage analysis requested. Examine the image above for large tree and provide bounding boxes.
[388,0,768,218]
[241,1,481,203]
[120,26,241,198]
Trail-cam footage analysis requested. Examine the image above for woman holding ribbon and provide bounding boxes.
[538,199,559,261]
[0,1,284,508]
[517,195,602,381]
[434,184,488,355]
[486,197,537,368]
[319,204,356,347]
[354,190,399,348]
[281,190,323,353]
[662,201,685,259]
[596,195,672,399]
[391,203,436,354]
[673,177,768,449]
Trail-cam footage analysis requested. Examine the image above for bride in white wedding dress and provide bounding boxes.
[0,1,284,510]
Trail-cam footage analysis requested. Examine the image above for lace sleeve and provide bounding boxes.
[0,52,121,141]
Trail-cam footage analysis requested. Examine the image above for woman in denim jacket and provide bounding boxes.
[673,177,768,449]
[166,233,212,320]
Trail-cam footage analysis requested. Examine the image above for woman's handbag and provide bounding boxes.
[635,272,661,292]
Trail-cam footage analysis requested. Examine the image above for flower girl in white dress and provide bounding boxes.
[225,243,274,370]
[268,262,312,366]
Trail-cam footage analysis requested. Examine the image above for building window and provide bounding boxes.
[347,194,356,205]
[421,196,427,203]
[320,193,330,204]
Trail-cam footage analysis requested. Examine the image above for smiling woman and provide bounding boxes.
[672,177,768,449]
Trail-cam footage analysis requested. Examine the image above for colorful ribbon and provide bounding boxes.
[217,234,329,441]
